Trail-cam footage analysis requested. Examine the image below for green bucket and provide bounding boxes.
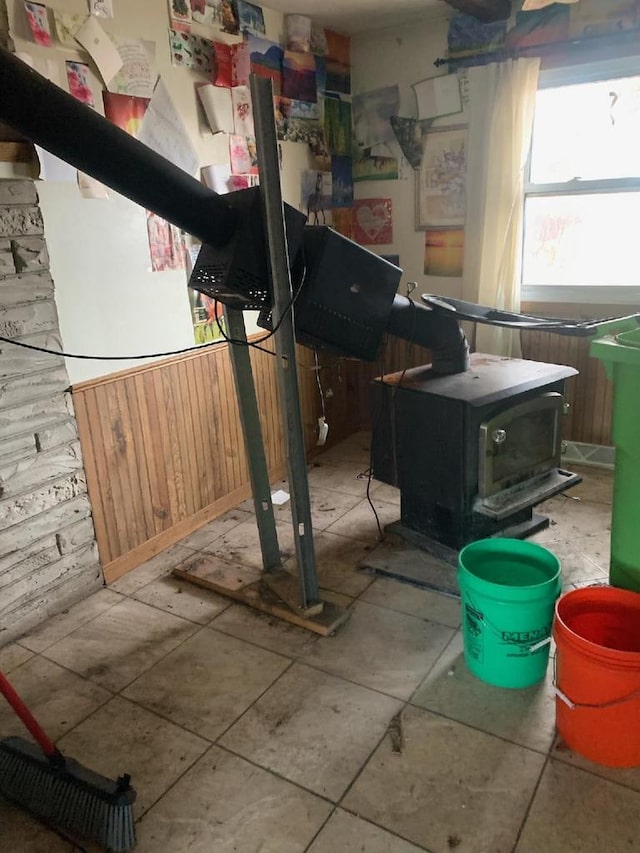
[458,538,561,688]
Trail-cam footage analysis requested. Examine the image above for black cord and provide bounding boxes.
[0,262,306,362]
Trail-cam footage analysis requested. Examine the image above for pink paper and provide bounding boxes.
[66,61,95,107]
[24,1,53,47]
[352,198,393,245]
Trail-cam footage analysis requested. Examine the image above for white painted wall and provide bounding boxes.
[351,15,465,302]
[5,0,313,383]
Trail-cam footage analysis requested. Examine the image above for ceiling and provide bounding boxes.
[263,0,453,35]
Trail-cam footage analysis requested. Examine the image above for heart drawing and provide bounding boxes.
[354,199,392,245]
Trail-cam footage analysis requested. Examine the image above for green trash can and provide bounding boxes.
[458,538,561,688]
[591,328,640,594]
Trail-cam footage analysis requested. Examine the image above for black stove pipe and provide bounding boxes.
[0,48,236,247]
[0,48,469,374]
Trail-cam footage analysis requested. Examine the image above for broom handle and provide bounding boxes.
[0,669,58,758]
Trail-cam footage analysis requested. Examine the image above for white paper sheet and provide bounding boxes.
[413,74,463,121]
[197,84,234,134]
[109,38,156,98]
[35,146,77,182]
[75,15,122,85]
[88,0,114,17]
[201,163,232,193]
[138,77,199,176]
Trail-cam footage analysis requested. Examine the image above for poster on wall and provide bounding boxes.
[66,61,95,106]
[169,29,214,75]
[331,207,353,239]
[168,0,192,31]
[331,155,353,208]
[424,228,464,277]
[103,91,150,136]
[24,1,53,47]
[416,126,467,229]
[301,170,332,225]
[353,198,393,246]
[146,211,185,271]
[282,50,317,103]
[236,1,265,36]
[89,0,114,18]
[352,85,399,150]
[110,39,157,98]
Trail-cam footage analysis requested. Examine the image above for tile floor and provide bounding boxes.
[2,432,639,853]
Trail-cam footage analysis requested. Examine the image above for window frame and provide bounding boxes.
[521,55,640,305]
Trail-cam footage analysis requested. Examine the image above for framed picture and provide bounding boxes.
[415,125,467,229]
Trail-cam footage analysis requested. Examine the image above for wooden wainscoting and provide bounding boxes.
[519,302,638,447]
[72,338,362,583]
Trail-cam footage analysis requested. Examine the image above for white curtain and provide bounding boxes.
[462,58,541,357]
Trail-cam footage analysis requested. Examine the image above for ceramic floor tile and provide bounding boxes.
[565,465,614,505]
[537,540,605,589]
[0,642,34,673]
[122,627,290,741]
[313,432,372,467]
[110,544,197,595]
[0,656,110,741]
[344,705,545,853]
[369,480,401,506]
[269,486,365,531]
[134,745,332,853]
[203,519,296,571]
[551,737,640,794]
[57,696,209,817]
[308,809,425,853]
[515,759,640,853]
[42,599,197,692]
[18,589,123,653]
[573,531,611,573]
[302,601,454,700]
[176,508,252,550]
[220,662,402,801]
[133,574,230,624]
[411,632,556,753]
[0,799,81,852]
[324,498,400,543]
[210,603,321,658]
[284,530,376,597]
[553,498,611,538]
[361,577,461,628]
[307,462,380,498]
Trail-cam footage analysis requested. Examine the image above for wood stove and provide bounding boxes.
[371,353,581,550]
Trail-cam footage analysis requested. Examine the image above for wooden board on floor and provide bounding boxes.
[174,554,351,636]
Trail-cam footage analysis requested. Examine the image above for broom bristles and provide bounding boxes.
[0,736,136,852]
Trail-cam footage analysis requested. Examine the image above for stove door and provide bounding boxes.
[478,392,563,498]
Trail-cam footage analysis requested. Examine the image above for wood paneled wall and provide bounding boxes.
[76,302,616,585]
[72,335,431,583]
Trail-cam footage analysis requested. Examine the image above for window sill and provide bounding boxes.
[521,285,640,305]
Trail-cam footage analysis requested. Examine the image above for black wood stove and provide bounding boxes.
[371,352,582,550]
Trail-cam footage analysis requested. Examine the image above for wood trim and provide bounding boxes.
[0,142,32,163]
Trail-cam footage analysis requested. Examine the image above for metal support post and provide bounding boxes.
[224,306,281,571]
[250,74,321,613]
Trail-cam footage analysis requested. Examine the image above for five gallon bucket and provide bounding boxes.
[553,585,640,767]
[458,538,561,688]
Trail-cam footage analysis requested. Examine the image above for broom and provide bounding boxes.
[0,668,136,851]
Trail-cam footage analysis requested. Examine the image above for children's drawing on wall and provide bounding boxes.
[331,155,354,208]
[248,35,283,93]
[352,144,398,182]
[24,1,53,46]
[301,170,332,225]
[169,29,214,75]
[231,85,255,136]
[324,95,352,156]
[66,61,94,106]
[416,126,467,228]
[331,207,353,239]
[324,29,350,94]
[110,39,157,98]
[353,198,393,246]
[103,91,150,136]
[190,0,215,26]
[229,134,258,175]
[146,211,185,272]
[286,14,312,52]
[89,0,114,17]
[168,0,192,31]
[353,85,399,151]
[282,50,318,103]
[424,228,464,277]
[236,0,265,36]
[192,291,225,343]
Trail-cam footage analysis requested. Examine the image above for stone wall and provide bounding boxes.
[0,179,103,645]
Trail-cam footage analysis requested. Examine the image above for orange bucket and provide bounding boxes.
[553,586,640,767]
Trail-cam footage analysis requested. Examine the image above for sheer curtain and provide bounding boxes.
[461,58,541,357]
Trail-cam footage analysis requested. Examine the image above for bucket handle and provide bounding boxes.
[464,592,552,654]
[552,653,640,710]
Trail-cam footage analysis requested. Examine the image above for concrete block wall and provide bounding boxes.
[0,180,103,645]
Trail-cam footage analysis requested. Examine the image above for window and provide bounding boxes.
[521,58,640,303]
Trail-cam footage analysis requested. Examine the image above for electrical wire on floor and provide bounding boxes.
[361,286,420,542]
[0,262,306,362]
